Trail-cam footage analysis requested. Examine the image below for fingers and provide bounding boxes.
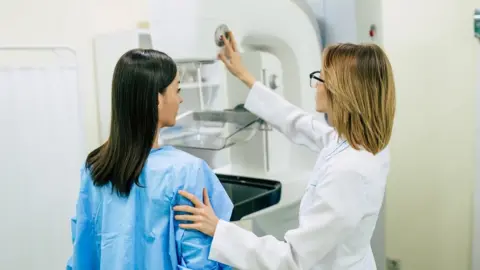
[222,35,234,55]
[227,31,237,52]
[217,51,228,64]
[202,188,211,206]
[173,205,201,214]
[178,190,203,207]
[179,223,201,230]
[217,52,232,69]
[175,214,202,222]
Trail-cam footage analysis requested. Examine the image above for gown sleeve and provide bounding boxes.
[66,168,98,270]
[173,160,234,270]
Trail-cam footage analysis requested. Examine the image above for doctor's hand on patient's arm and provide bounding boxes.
[217,31,256,89]
[174,188,220,237]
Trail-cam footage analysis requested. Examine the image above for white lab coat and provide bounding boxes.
[208,82,390,270]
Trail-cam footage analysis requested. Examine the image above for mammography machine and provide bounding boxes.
[150,0,322,238]
[93,0,385,268]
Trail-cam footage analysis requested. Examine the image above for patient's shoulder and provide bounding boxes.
[147,145,205,172]
[146,146,220,199]
[139,146,213,200]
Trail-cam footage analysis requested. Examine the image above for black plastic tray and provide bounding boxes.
[216,174,282,221]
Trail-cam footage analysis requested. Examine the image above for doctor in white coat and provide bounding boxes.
[173,32,396,270]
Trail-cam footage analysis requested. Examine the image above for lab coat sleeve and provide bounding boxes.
[66,168,98,270]
[209,170,366,270]
[244,81,334,152]
[174,160,234,270]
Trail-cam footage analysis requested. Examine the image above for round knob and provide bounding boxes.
[214,24,230,47]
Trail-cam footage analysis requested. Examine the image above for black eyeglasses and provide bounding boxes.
[309,71,324,88]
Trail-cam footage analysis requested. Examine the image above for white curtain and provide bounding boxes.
[0,48,83,269]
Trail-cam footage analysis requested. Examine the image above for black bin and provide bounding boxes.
[216,174,282,221]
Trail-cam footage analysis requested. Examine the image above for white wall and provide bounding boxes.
[0,0,148,268]
[383,0,478,269]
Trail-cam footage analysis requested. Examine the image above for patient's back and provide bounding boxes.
[70,145,233,270]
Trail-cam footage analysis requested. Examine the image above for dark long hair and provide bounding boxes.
[86,49,177,196]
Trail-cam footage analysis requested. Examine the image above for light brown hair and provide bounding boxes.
[323,43,396,154]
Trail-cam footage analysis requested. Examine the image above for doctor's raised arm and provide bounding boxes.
[174,31,396,270]
[217,32,335,153]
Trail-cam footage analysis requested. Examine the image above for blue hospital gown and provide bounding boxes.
[66,145,233,270]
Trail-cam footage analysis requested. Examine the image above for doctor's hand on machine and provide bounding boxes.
[174,31,396,270]
[215,33,256,88]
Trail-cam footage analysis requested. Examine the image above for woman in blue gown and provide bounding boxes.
[66,49,233,270]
